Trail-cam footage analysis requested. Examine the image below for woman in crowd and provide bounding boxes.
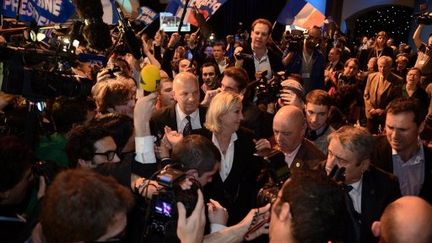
[198,91,265,226]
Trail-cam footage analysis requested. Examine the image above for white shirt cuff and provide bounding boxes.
[135,136,156,164]
[210,223,227,233]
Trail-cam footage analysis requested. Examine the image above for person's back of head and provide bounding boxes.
[40,168,134,243]
[372,196,432,243]
[271,169,345,243]
[172,134,221,186]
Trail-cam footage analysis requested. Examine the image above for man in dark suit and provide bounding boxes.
[150,72,206,139]
[273,105,325,172]
[325,126,401,243]
[364,56,403,134]
[372,98,432,203]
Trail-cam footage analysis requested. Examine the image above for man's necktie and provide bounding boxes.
[183,115,192,136]
[343,185,361,242]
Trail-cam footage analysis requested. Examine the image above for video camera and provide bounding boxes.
[252,70,284,105]
[144,165,200,240]
[416,11,432,25]
[0,45,94,100]
[255,149,290,206]
[285,29,304,52]
[255,150,347,206]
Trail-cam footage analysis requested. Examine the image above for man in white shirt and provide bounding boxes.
[150,72,207,139]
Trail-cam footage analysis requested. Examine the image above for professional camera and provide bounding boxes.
[144,165,200,240]
[235,52,254,60]
[256,149,290,206]
[0,45,94,99]
[417,11,432,25]
[285,29,304,52]
[254,70,284,104]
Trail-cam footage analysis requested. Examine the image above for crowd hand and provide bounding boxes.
[278,91,296,106]
[234,46,244,67]
[177,189,206,243]
[96,68,114,82]
[179,176,194,190]
[207,199,229,225]
[254,138,271,152]
[134,93,157,136]
[164,126,183,147]
[142,38,151,55]
[134,178,161,199]
[154,142,170,160]
[168,32,181,48]
[242,204,271,241]
[201,88,221,106]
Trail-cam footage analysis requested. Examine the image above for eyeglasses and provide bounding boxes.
[94,150,118,161]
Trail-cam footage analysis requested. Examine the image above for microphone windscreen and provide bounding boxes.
[140,64,161,92]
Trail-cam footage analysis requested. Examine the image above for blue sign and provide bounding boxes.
[2,0,75,25]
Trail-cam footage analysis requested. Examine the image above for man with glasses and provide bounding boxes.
[324,125,401,243]
[283,26,325,93]
[66,125,121,168]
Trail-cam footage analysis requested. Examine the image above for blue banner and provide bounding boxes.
[165,0,228,26]
[135,6,158,26]
[2,0,75,25]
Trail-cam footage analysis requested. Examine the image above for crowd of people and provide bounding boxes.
[1,13,432,243]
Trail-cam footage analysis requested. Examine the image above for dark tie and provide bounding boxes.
[343,185,361,242]
[183,115,192,136]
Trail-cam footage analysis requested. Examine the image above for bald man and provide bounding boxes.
[273,105,325,171]
[150,72,207,138]
[371,196,432,243]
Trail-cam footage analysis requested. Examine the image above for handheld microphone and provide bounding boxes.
[140,64,161,93]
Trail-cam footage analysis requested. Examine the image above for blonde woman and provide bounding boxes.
[199,91,265,226]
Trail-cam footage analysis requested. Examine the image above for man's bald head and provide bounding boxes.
[172,72,200,115]
[372,196,432,243]
[273,105,307,153]
[274,105,306,129]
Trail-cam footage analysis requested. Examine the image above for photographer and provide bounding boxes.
[283,26,325,93]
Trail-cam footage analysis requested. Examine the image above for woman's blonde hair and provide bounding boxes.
[205,91,242,133]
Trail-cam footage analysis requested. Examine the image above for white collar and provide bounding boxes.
[175,103,199,121]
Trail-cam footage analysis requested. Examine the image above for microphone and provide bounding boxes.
[140,64,161,93]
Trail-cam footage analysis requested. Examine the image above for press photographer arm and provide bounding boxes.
[202,204,271,243]
[177,189,206,243]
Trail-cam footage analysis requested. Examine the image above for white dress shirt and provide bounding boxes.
[212,133,238,182]
[175,104,201,133]
[348,178,363,214]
